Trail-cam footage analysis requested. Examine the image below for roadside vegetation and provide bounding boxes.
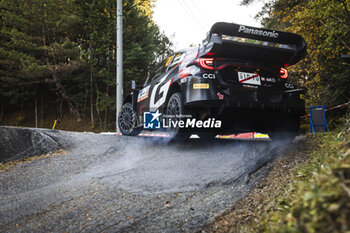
[205,115,350,233]
[245,118,350,232]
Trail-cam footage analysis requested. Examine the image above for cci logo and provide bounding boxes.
[143,110,162,129]
[285,83,294,89]
[203,73,216,79]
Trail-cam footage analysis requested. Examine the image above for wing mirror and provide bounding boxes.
[131,80,143,91]
[131,80,136,91]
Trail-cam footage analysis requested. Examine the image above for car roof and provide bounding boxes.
[173,47,198,54]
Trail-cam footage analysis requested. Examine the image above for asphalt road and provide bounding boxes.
[0,129,299,232]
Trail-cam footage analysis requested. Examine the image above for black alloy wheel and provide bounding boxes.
[118,103,141,136]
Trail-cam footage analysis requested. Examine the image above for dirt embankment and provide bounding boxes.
[0,127,61,163]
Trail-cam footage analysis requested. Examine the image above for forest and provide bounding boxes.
[0,0,349,131]
[0,0,172,131]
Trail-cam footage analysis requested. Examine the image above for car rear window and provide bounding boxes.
[168,53,185,70]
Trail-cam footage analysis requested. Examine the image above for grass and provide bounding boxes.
[242,120,350,232]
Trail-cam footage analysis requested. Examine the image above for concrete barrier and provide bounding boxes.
[0,126,60,163]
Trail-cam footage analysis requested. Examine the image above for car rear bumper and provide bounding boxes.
[182,76,305,116]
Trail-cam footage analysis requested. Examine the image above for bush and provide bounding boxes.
[248,117,350,233]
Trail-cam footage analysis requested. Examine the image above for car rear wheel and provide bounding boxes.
[118,103,142,136]
[166,92,191,140]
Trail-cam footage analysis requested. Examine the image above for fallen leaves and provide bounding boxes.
[0,149,67,172]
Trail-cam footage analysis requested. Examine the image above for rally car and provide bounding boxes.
[118,22,307,139]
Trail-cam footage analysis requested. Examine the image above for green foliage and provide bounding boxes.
[243,118,350,232]
[283,0,350,109]
[0,0,172,129]
[241,0,350,115]
[0,0,82,115]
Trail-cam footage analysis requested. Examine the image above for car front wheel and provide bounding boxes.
[118,103,142,136]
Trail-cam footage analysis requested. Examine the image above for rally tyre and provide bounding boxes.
[118,103,142,136]
[166,92,191,140]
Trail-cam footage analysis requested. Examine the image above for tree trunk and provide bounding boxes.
[104,84,109,126]
[84,87,88,112]
[41,87,44,126]
[90,71,94,123]
[0,99,4,123]
[51,69,81,121]
[93,76,103,127]
[35,92,38,128]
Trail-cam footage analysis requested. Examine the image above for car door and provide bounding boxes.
[148,52,186,112]
[136,55,174,122]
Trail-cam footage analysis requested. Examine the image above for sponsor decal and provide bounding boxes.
[143,110,162,129]
[254,133,270,139]
[238,25,279,38]
[300,94,305,100]
[285,83,294,89]
[217,92,224,99]
[202,73,216,79]
[164,56,173,67]
[193,83,209,89]
[261,77,276,83]
[242,84,258,89]
[137,86,150,103]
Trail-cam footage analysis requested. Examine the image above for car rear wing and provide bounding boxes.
[201,22,307,67]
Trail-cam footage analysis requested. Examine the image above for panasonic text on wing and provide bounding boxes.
[238,25,279,38]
